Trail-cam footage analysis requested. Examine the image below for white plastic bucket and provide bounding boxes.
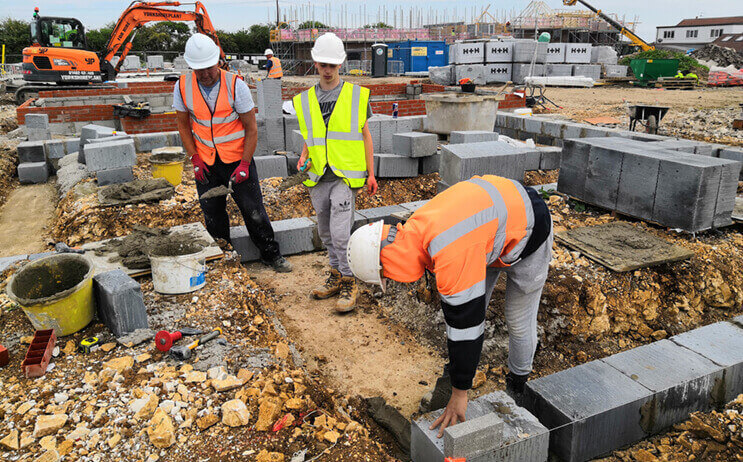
[513,108,533,116]
[149,250,207,294]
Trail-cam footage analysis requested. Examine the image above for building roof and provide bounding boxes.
[713,34,743,53]
[676,16,743,27]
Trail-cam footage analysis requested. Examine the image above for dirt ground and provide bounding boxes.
[0,183,56,257]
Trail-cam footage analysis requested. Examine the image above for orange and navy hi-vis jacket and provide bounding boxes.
[178,69,245,166]
[379,175,551,390]
[267,56,283,78]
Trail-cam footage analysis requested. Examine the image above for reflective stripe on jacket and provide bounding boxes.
[380,175,535,306]
[178,70,245,166]
[268,57,283,78]
[292,82,370,188]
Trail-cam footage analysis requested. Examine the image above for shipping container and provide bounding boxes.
[387,40,448,73]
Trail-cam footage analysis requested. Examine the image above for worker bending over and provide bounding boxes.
[293,33,377,312]
[174,34,291,273]
[347,175,553,435]
[264,49,283,79]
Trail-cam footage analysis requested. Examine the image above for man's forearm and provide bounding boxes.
[363,125,374,175]
[242,127,257,163]
[176,114,198,158]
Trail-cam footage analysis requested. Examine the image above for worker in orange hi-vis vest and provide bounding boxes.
[264,49,283,79]
[347,175,553,437]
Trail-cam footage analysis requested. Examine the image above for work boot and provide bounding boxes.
[335,276,358,313]
[505,371,530,399]
[312,269,342,299]
[266,256,292,273]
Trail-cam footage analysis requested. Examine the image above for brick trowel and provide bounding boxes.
[200,179,234,199]
[278,158,310,191]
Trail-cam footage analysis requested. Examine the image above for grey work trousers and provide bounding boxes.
[485,229,554,376]
[309,179,357,276]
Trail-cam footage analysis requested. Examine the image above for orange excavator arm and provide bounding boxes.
[101,1,227,77]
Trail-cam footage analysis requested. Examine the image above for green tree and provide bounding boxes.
[0,17,31,55]
[215,30,238,53]
[244,24,270,53]
[363,22,392,29]
[85,22,114,53]
[298,20,327,30]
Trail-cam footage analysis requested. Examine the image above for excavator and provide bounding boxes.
[16,1,226,103]
[562,0,654,52]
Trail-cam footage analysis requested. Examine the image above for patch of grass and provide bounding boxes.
[620,49,709,75]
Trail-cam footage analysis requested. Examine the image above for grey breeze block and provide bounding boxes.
[18,162,49,184]
[485,41,513,63]
[440,141,531,185]
[455,64,486,86]
[230,217,316,262]
[93,270,149,338]
[78,124,122,162]
[96,167,134,186]
[392,132,438,158]
[450,42,485,64]
[375,154,419,178]
[253,155,288,179]
[83,138,137,172]
[449,131,499,145]
[17,140,46,163]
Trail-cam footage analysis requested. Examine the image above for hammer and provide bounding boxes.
[169,328,222,361]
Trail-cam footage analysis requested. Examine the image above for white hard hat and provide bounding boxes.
[184,33,220,69]
[311,33,346,65]
[264,49,274,56]
[347,220,386,291]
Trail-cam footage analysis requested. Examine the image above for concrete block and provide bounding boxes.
[538,146,562,170]
[562,122,585,140]
[133,133,168,152]
[260,117,285,153]
[356,205,407,226]
[24,113,49,129]
[524,150,541,171]
[450,42,485,64]
[545,63,573,77]
[290,129,305,155]
[512,40,547,63]
[583,142,625,209]
[713,159,739,228]
[26,128,52,141]
[375,153,419,178]
[17,141,46,163]
[485,41,513,63]
[615,148,666,218]
[522,117,543,135]
[379,117,396,153]
[572,64,601,80]
[79,124,119,151]
[648,138,702,154]
[454,64,486,86]
[253,155,288,179]
[44,140,68,170]
[230,226,261,262]
[522,359,653,462]
[512,64,544,84]
[565,43,592,63]
[671,321,743,404]
[122,55,140,70]
[285,153,300,175]
[273,217,316,255]
[0,254,29,273]
[256,79,282,119]
[93,270,149,338]
[440,141,530,184]
[412,390,549,462]
[283,115,299,151]
[146,55,164,69]
[395,115,425,133]
[604,65,629,78]
[541,120,566,139]
[96,166,134,186]
[545,43,566,63]
[437,180,450,193]
[429,66,454,86]
[393,132,438,157]
[367,116,383,153]
[18,162,49,184]
[718,147,743,179]
[484,63,512,83]
[165,131,182,147]
[83,138,137,172]
[556,139,591,198]
[419,153,441,175]
[602,339,724,432]
[450,131,499,145]
[591,46,618,64]
[444,413,504,459]
[399,200,429,213]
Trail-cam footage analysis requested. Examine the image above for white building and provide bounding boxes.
[656,16,743,51]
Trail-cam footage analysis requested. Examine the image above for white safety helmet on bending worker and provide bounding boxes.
[183,33,220,69]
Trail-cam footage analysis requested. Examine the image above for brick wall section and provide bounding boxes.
[121,113,179,134]
[37,81,175,98]
[499,93,526,110]
[371,99,427,117]
[17,100,115,125]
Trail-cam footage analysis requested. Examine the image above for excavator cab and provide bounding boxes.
[22,7,103,85]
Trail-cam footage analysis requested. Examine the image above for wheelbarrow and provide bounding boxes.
[627,104,670,134]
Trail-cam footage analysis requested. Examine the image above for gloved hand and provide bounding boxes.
[191,155,209,184]
[231,159,251,184]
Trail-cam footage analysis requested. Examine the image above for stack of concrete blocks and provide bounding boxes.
[603,65,629,78]
[718,146,743,179]
[93,270,149,338]
[591,46,618,65]
[24,114,52,142]
[40,138,80,172]
[572,64,602,81]
[384,132,437,178]
[511,40,547,84]
[78,124,121,162]
[146,55,164,70]
[411,390,549,462]
[231,217,317,262]
[449,42,486,85]
[557,137,740,232]
[255,79,284,157]
[523,319,743,462]
[428,65,455,85]
[440,140,537,189]
[545,43,566,64]
[16,141,50,184]
[484,41,513,84]
[122,55,141,71]
[83,136,137,186]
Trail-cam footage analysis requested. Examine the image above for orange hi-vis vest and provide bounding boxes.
[178,70,245,166]
[380,175,535,306]
[268,56,283,78]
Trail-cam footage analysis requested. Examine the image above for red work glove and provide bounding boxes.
[231,159,251,184]
[191,155,209,184]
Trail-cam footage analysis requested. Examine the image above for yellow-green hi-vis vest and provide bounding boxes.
[293,82,370,188]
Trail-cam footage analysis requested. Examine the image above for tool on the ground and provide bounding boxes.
[113,101,151,119]
[21,329,56,378]
[278,158,310,191]
[78,336,100,353]
[169,328,222,361]
[54,242,85,254]
[155,328,204,352]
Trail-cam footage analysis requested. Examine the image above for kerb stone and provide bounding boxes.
[93,270,149,338]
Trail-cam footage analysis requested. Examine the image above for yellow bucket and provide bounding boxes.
[150,147,186,186]
[6,254,95,337]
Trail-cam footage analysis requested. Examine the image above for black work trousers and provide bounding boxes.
[196,155,281,262]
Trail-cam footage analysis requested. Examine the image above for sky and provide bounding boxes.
[2,0,741,43]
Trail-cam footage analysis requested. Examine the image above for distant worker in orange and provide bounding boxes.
[264,49,283,79]
[347,174,553,436]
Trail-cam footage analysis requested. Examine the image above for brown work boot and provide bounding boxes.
[335,276,358,313]
[312,268,342,299]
